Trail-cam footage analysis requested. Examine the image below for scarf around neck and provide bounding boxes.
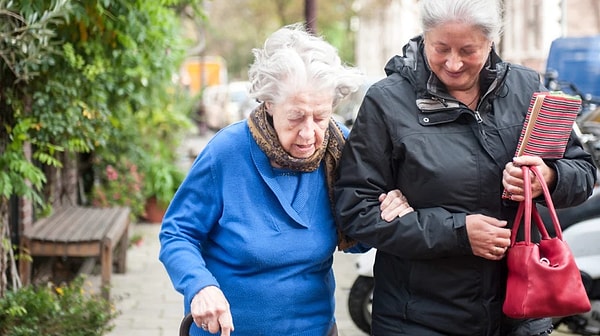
[247,103,356,250]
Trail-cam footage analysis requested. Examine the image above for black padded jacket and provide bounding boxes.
[334,35,597,336]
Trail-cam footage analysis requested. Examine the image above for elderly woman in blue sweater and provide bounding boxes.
[159,24,412,336]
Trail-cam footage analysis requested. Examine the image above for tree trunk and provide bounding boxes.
[305,0,317,34]
[1,200,9,298]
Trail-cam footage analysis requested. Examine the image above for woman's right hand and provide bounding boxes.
[190,285,234,335]
[379,189,414,222]
[465,214,511,260]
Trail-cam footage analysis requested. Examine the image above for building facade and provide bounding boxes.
[354,0,600,77]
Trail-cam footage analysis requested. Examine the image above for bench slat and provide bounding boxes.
[25,207,130,243]
[28,210,75,240]
[26,207,86,241]
[49,209,88,241]
[61,208,108,241]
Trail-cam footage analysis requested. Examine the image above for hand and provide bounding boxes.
[190,285,234,335]
[379,189,414,222]
[466,214,511,260]
[502,155,556,201]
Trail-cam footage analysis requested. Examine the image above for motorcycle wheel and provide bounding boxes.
[348,275,374,334]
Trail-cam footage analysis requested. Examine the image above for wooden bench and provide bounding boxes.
[19,206,131,299]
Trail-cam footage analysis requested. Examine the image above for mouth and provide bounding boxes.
[296,143,313,149]
[294,143,315,155]
[444,70,463,78]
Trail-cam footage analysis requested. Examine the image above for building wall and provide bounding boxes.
[354,0,600,77]
[501,0,562,71]
[564,0,600,37]
[353,0,420,78]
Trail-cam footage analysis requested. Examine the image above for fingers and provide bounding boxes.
[205,313,234,334]
[197,316,234,335]
[482,245,509,260]
[511,155,544,167]
[379,189,414,222]
[217,314,234,336]
[503,156,553,200]
[379,189,405,208]
[381,203,414,222]
[466,214,511,260]
[503,161,525,200]
[191,286,235,334]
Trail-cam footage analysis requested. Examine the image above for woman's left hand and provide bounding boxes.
[502,155,556,201]
[379,189,414,222]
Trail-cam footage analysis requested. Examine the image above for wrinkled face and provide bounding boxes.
[424,21,492,92]
[267,90,334,159]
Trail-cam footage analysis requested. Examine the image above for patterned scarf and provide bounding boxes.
[248,103,356,250]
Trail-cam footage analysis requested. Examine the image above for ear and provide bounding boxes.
[265,102,274,114]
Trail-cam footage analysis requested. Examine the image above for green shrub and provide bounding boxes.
[0,275,118,336]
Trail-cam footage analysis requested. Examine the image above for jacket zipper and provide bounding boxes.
[473,110,483,123]
[431,96,449,107]
[474,109,487,141]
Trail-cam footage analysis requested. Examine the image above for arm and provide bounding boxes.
[334,91,474,259]
[382,190,509,261]
[159,149,222,306]
[159,148,235,334]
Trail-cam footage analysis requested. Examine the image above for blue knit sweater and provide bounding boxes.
[159,120,345,335]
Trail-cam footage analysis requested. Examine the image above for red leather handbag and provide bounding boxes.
[503,165,591,319]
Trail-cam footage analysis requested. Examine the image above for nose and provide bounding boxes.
[298,119,316,139]
[446,53,463,71]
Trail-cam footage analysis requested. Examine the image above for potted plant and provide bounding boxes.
[142,158,185,223]
[134,88,194,223]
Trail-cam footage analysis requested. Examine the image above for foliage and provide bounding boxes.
[203,0,359,79]
[1,0,200,207]
[143,159,186,209]
[0,0,204,300]
[0,0,72,303]
[0,275,118,336]
[0,0,71,207]
[0,0,71,82]
[90,159,145,219]
[136,89,194,208]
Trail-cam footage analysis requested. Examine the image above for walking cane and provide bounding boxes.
[179,313,194,336]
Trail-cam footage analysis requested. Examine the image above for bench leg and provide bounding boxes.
[101,240,112,300]
[19,239,32,286]
[114,226,128,274]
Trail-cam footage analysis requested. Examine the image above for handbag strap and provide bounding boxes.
[530,165,563,240]
[509,165,563,246]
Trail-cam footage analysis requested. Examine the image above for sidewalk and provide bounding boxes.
[102,130,368,336]
[104,223,182,336]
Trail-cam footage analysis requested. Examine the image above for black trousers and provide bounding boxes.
[371,317,553,336]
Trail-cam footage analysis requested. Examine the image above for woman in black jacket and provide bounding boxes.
[334,0,597,335]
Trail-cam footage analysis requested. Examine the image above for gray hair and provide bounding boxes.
[419,0,503,41]
[248,23,364,107]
